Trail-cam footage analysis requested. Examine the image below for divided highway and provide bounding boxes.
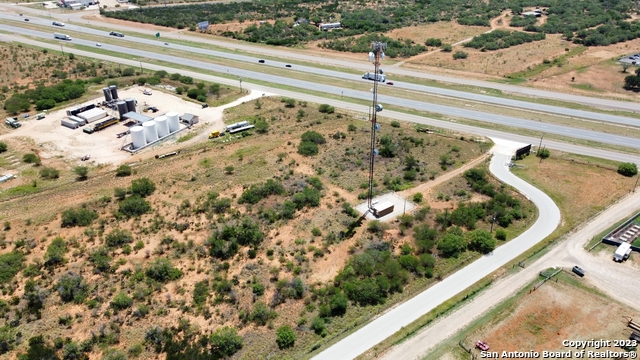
[2,13,640,128]
[2,24,640,149]
[3,6,640,113]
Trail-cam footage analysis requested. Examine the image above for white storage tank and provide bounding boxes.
[155,116,169,137]
[166,111,180,133]
[130,126,145,149]
[143,121,158,143]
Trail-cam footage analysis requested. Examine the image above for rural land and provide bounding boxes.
[0,0,639,359]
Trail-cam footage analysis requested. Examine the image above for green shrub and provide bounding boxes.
[74,166,89,180]
[276,325,296,349]
[118,195,151,218]
[250,301,277,326]
[467,229,496,254]
[114,187,127,200]
[318,104,335,114]
[412,193,423,203]
[210,326,243,358]
[441,44,452,52]
[115,164,132,177]
[618,162,638,177]
[23,153,41,166]
[537,148,550,159]
[40,167,60,179]
[390,121,400,128]
[105,228,134,248]
[145,258,182,282]
[0,142,7,153]
[61,207,99,227]
[0,252,23,284]
[495,229,507,241]
[310,316,326,336]
[45,237,67,267]
[298,141,319,156]
[301,131,326,144]
[56,273,89,303]
[453,51,468,60]
[111,292,133,311]
[130,178,156,197]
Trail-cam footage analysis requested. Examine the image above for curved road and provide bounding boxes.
[2,13,640,128]
[382,188,640,360]
[313,146,562,360]
[3,24,640,149]
[4,4,640,113]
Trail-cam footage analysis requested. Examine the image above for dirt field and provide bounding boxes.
[511,152,632,229]
[472,274,640,357]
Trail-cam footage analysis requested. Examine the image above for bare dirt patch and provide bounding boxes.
[478,277,639,355]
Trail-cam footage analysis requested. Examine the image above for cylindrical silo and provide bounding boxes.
[155,116,169,137]
[166,111,180,133]
[130,126,145,149]
[143,121,158,143]
[109,85,118,100]
[125,98,136,113]
[116,101,128,119]
[103,88,112,102]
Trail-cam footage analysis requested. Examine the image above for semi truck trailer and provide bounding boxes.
[362,72,386,82]
[54,33,71,41]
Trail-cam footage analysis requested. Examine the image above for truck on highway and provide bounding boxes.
[109,31,125,37]
[614,242,632,262]
[362,72,386,82]
[54,33,72,41]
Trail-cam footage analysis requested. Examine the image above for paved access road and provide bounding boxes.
[3,24,640,149]
[5,5,640,113]
[3,12,640,128]
[312,148,562,360]
[382,183,640,360]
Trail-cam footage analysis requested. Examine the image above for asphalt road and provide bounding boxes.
[3,13,640,128]
[312,149,561,360]
[382,185,640,360]
[4,33,640,166]
[3,24,640,150]
[5,4,640,113]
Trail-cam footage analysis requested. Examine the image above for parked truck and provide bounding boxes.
[54,33,72,41]
[5,117,21,128]
[362,72,386,82]
[614,242,632,262]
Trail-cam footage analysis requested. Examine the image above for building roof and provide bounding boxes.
[123,111,153,123]
[372,201,394,212]
[181,113,197,121]
[77,107,106,119]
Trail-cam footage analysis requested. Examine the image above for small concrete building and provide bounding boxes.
[372,201,394,218]
[180,113,199,126]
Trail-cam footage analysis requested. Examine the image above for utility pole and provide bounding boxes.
[60,44,64,56]
[366,42,387,213]
[633,174,639,193]
[238,78,243,93]
[139,60,143,74]
[490,213,497,232]
[538,135,543,151]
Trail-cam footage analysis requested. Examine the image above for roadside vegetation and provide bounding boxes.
[103,0,638,50]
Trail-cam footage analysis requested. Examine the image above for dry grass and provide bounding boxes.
[511,152,632,229]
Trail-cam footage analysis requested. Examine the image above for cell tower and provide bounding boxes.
[367,41,387,213]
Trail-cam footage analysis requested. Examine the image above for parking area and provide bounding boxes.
[619,52,640,66]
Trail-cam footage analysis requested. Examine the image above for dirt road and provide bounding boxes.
[397,153,490,199]
[381,186,640,360]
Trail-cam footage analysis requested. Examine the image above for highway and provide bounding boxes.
[2,24,640,150]
[3,33,640,166]
[3,4,639,113]
[313,149,562,360]
[2,12,640,129]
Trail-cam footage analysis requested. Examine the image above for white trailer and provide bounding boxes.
[362,72,386,82]
[61,119,79,129]
[54,33,71,41]
[614,242,632,262]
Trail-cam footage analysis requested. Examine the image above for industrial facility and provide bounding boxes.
[124,111,185,153]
